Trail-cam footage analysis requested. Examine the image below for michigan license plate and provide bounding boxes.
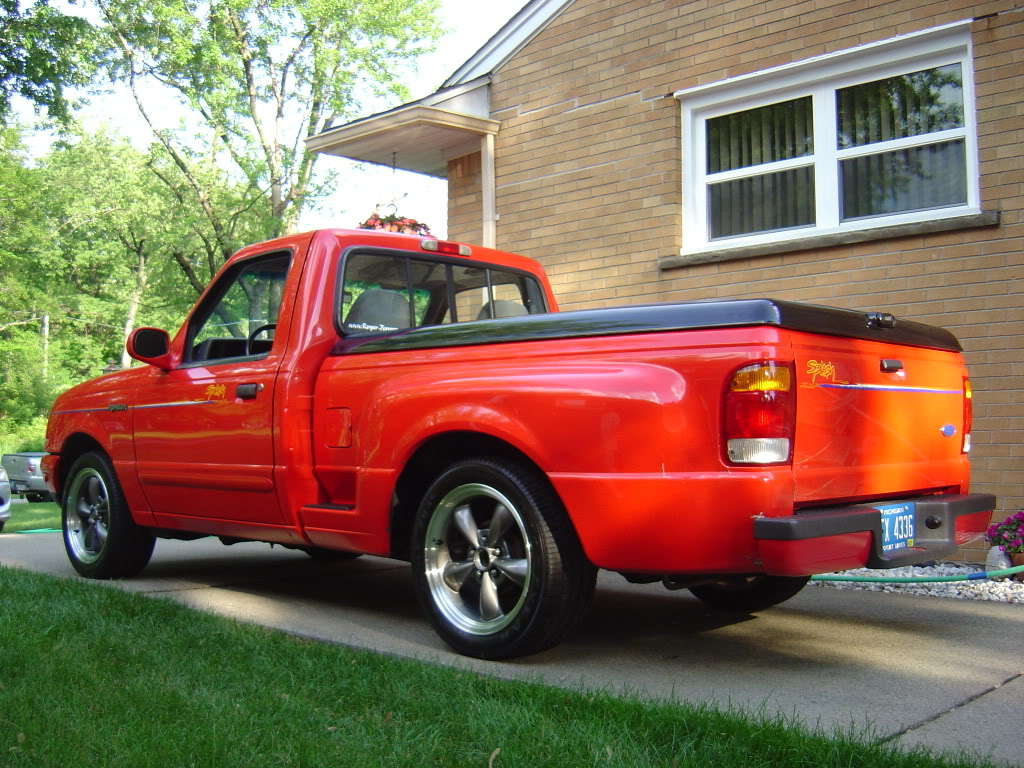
[879,502,916,552]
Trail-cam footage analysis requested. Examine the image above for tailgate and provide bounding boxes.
[790,330,969,504]
[2,454,34,483]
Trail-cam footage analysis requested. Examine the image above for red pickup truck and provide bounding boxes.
[44,229,994,659]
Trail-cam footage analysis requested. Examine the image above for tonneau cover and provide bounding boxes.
[338,299,961,355]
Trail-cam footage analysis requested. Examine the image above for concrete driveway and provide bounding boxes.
[1,532,1021,766]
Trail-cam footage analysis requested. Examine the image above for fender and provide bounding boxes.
[45,370,153,525]
[334,355,713,476]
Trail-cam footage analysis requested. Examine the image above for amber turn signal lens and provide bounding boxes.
[729,363,791,393]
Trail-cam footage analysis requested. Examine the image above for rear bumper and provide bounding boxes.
[9,475,51,495]
[754,493,996,576]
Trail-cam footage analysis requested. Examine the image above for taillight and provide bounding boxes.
[724,362,795,465]
[27,460,36,473]
[962,377,972,453]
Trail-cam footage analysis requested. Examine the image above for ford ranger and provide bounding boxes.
[43,229,995,658]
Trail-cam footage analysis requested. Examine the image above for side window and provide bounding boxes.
[189,252,291,363]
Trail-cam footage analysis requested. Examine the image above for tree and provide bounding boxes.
[0,124,275,443]
[0,0,99,124]
[40,130,195,366]
[94,0,442,285]
[0,125,69,433]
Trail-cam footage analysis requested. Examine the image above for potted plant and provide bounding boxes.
[985,511,1024,581]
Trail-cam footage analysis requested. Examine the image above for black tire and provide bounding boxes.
[688,574,810,612]
[0,521,5,533]
[411,458,596,660]
[26,492,45,503]
[302,547,362,561]
[62,451,156,579]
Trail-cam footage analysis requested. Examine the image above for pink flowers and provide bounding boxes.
[985,511,1024,554]
[357,212,431,236]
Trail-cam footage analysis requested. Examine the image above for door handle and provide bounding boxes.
[236,383,263,399]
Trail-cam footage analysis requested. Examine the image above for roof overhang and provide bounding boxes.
[305,103,500,179]
[442,0,576,87]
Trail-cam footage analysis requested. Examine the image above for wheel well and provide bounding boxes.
[389,431,546,560]
[56,433,106,500]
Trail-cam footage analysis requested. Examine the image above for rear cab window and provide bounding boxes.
[338,251,547,336]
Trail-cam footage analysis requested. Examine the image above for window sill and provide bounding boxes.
[660,211,1000,271]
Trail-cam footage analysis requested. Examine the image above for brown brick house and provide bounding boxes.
[307,0,1023,559]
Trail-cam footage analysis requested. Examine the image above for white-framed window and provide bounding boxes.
[675,22,979,256]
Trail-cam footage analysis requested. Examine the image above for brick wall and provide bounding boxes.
[447,0,1024,560]
[447,152,483,245]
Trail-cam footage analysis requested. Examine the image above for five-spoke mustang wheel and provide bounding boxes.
[411,458,595,660]
[62,452,155,579]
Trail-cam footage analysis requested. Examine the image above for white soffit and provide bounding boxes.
[442,0,577,87]
[304,103,500,179]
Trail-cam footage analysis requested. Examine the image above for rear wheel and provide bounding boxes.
[63,451,155,579]
[411,458,595,660]
[688,574,810,612]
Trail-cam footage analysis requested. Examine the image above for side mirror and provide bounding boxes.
[127,327,175,370]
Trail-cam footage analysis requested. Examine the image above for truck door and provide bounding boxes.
[133,251,292,526]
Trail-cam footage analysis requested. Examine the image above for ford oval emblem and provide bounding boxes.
[941,424,957,437]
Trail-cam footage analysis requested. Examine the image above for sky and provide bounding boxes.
[23,0,529,240]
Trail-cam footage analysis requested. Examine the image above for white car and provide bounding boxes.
[0,465,11,533]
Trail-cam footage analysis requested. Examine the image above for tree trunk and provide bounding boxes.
[41,314,49,381]
[120,249,149,369]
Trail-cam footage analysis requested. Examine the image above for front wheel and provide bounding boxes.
[62,451,155,579]
[411,458,595,660]
[688,574,810,612]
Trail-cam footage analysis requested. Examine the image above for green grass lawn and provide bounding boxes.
[2,501,61,533]
[0,566,996,768]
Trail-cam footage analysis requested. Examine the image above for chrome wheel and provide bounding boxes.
[412,458,595,659]
[423,482,532,635]
[65,468,109,564]
[61,451,155,579]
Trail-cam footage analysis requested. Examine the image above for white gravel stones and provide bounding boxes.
[808,562,1024,604]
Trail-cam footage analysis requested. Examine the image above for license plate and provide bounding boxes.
[879,502,916,552]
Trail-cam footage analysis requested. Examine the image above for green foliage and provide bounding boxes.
[0,124,271,433]
[0,0,99,124]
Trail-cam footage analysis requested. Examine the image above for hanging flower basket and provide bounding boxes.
[358,211,431,236]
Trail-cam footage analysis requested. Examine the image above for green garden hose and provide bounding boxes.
[811,563,1024,583]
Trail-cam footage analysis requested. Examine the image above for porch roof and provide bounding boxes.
[304,101,499,179]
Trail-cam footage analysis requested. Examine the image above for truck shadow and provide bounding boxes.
[132,544,1024,690]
